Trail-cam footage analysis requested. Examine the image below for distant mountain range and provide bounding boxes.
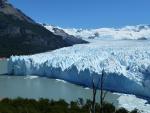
[0,1,87,57]
[44,24,87,45]
[1,0,150,58]
[44,24,150,41]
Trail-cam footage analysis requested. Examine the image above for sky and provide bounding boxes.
[9,0,150,29]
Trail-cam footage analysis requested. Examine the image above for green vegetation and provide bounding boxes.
[0,98,140,113]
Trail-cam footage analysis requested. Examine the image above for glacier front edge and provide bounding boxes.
[8,40,150,98]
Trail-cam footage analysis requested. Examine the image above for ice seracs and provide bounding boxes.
[8,40,150,99]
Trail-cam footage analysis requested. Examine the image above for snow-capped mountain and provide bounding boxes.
[44,24,88,45]
[44,24,150,41]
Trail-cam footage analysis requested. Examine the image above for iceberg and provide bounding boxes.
[8,40,150,98]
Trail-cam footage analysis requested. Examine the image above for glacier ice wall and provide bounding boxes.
[8,40,150,98]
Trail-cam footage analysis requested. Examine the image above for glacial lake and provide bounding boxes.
[0,59,119,105]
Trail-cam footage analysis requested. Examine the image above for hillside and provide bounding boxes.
[44,24,88,45]
[0,1,70,57]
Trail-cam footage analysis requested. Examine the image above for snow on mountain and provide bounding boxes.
[44,25,150,41]
[8,40,150,99]
[44,24,88,45]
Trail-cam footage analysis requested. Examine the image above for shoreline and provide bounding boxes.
[0,76,150,112]
[0,58,8,75]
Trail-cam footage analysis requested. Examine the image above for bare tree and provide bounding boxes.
[91,79,97,113]
[90,69,107,113]
[100,69,106,113]
[90,74,100,113]
[100,73,103,113]
[91,81,97,113]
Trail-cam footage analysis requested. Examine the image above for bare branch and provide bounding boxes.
[100,69,106,113]
[102,91,107,102]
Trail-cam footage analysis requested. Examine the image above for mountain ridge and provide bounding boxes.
[44,24,150,41]
[0,1,87,57]
[44,24,88,45]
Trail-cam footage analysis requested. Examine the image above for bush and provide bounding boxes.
[116,108,129,113]
[130,109,139,113]
[0,98,140,113]
[102,102,116,113]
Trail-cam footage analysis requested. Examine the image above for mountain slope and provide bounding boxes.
[0,1,69,57]
[44,24,88,45]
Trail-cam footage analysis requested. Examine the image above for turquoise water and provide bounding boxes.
[0,59,119,105]
[0,59,7,74]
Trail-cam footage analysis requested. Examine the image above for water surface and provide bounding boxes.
[0,59,119,105]
[0,59,7,74]
[0,75,119,105]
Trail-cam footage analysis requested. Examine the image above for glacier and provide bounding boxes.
[8,40,150,98]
